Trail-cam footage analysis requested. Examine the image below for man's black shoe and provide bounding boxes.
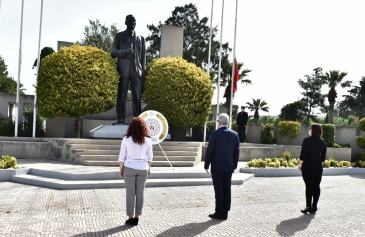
[209,213,227,220]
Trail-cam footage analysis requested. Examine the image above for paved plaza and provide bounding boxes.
[1,175,365,236]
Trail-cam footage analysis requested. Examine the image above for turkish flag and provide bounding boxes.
[233,58,239,93]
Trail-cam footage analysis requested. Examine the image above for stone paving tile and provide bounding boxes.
[1,175,365,236]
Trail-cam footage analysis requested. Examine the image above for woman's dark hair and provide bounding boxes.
[125,117,150,144]
[310,123,323,138]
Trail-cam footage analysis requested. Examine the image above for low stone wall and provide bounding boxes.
[240,167,365,177]
[245,125,365,160]
[202,143,351,162]
[0,137,52,159]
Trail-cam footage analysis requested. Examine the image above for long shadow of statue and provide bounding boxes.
[155,219,223,237]
[69,224,133,237]
[276,214,315,236]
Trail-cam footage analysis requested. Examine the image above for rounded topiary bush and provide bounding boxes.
[143,57,213,129]
[36,44,119,137]
[37,44,118,117]
[359,118,365,131]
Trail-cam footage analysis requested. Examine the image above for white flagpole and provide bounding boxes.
[15,0,25,137]
[229,0,239,128]
[203,0,214,142]
[33,0,44,137]
[216,0,224,129]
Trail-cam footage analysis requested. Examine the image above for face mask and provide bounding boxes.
[241,109,244,112]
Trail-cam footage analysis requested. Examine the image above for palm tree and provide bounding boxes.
[246,98,269,123]
[318,70,352,124]
[223,62,252,117]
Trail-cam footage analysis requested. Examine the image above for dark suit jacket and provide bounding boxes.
[111,30,146,78]
[236,111,248,127]
[204,126,240,173]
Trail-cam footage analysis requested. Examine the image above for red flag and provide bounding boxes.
[233,58,239,93]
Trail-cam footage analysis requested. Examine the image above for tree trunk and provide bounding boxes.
[74,116,82,138]
[328,102,334,124]
[254,111,259,123]
[226,97,231,121]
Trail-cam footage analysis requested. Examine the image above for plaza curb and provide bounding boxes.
[240,167,365,177]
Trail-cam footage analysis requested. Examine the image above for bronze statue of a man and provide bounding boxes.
[111,14,146,123]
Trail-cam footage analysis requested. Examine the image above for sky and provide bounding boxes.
[0,0,364,117]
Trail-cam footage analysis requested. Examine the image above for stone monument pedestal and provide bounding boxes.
[89,124,128,139]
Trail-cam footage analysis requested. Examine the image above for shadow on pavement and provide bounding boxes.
[155,219,223,237]
[276,214,315,236]
[70,224,133,237]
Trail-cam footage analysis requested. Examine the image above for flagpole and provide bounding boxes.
[204,0,214,142]
[216,0,224,129]
[15,0,25,137]
[229,0,238,128]
[33,0,44,137]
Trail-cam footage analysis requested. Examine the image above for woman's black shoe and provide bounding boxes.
[132,217,139,226]
[125,218,134,225]
[310,207,317,214]
[301,207,312,214]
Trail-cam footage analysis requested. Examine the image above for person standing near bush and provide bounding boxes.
[118,117,153,226]
[205,113,240,220]
[298,123,327,214]
[236,106,248,143]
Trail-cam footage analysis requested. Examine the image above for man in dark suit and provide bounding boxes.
[204,113,240,220]
[236,106,248,143]
[111,14,146,123]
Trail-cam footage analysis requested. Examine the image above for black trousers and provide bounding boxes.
[302,167,323,207]
[116,74,142,120]
[211,172,232,217]
[238,126,246,143]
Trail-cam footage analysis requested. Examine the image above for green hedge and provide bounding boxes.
[278,121,300,143]
[261,123,275,144]
[359,118,365,131]
[192,121,216,142]
[0,112,44,137]
[356,136,365,149]
[322,124,335,147]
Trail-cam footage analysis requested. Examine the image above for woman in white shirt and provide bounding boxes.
[118,117,153,226]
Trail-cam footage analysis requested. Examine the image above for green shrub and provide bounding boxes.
[37,44,119,137]
[332,143,351,148]
[282,161,288,167]
[359,160,365,168]
[261,123,275,144]
[0,155,17,169]
[0,113,44,137]
[143,57,213,129]
[323,160,330,168]
[356,152,365,161]
[322,124,335,147]
[282,151,292,162]
[0,118,15,136]
[356,136,365,149]
[278,121,301,143]
[338,161,351,167]
[359,118,365,131]
[18,111,45,137]
[192,121,216,141]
